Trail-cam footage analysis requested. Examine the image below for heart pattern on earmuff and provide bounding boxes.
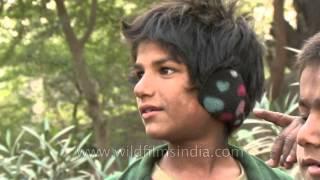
[216,81,230,92]
[203,96,225,112]
[198,69,248,129]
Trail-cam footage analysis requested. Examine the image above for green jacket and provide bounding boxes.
[106,144,292,180]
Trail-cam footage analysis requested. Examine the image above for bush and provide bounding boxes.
[231,93,298,158]
[0,120,122,180]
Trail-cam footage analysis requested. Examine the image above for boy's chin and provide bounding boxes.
[145,128,177,142]
[145,128,166,140]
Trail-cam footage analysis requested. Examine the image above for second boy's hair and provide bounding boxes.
[123,0,264,120]
[297,32,320,75]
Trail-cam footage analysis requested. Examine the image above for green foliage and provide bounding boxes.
[0,120,125,179]
[0,0,144,147]
[231,92,299,160]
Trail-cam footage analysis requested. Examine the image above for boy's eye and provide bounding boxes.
[299,114,309,122]
[298,105,309,122]
[160,67,175,75]
[136,70,144,79]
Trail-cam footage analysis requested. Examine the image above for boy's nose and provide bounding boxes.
[133,74,155,99]
[297,113,320,148]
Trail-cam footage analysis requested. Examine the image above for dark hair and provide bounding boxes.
[122,0,264,119]
[297,32,320,75]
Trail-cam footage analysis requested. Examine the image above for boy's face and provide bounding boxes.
[297,65,320,180]
[132,41,222,142]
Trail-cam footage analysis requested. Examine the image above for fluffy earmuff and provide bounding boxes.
[198,69,248,129]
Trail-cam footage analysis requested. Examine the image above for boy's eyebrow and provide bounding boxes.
[132,57,178,70]
[132,63,143,70]
[152,57,177,66]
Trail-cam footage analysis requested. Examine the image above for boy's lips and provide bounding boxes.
[139,105,164,119]
[302,158,320,176]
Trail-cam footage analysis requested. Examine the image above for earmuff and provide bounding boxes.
[198,69,248,129]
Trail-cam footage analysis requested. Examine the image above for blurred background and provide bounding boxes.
[0,0,319,179]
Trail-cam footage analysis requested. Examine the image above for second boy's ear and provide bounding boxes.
[198,69,248,129]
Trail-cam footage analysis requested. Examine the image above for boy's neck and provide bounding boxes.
[158,131,241,179]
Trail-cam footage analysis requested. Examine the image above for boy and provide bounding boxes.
[109,0,292,179]
[255,32,320,180]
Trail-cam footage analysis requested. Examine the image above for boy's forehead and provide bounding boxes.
[299,65,320,106]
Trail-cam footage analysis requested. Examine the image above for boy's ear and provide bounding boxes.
[198,69,248,129]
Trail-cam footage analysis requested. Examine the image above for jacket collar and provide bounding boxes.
[121,144,283,180]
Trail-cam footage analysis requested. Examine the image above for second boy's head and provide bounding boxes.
[296,32,320,180]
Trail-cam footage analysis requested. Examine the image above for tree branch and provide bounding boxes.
[72,87,82,138]
[54,0,78,49]
[80,0,97,44]
[270,0,288,100]
[294,0,320,38]
[0,0,4,15]
[271,18,300,69]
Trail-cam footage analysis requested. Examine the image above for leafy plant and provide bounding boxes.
[0,120,124,180]
[231,92,299,159]
[230,92,301,177]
